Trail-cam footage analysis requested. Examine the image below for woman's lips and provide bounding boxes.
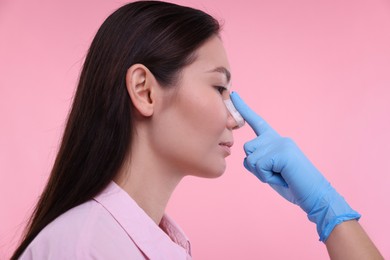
[219,142,233,155]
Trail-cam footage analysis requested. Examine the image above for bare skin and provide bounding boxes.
[325,220,383,259]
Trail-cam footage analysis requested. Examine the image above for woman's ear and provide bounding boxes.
[125,64,157,117]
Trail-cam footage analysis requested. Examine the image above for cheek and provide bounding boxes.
[149,93,228,176]
[153,90,228,150]
[184,95,227,136]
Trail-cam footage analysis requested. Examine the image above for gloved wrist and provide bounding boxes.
[304,183,361,242]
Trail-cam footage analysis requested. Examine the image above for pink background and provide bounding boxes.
[1,0,389,259]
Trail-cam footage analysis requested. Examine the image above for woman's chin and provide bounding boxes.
[189,162,227,179]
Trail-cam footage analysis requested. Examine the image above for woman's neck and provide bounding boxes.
[113,138,183,225]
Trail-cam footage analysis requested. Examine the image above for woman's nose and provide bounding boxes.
[224,98,245,130]
[227,112,239,130]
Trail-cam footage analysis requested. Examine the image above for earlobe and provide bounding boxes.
[125,64,155,117]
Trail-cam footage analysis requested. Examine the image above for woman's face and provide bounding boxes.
[150,35,238,178]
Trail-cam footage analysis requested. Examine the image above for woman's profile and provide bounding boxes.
[11,1,383,259]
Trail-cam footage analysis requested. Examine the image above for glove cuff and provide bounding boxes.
[306,185,361,242]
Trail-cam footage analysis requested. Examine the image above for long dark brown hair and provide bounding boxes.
[12,1,220,258]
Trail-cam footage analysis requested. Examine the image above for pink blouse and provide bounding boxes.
[20,181,192,259]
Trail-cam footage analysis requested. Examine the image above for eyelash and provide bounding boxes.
[216,86,227,95]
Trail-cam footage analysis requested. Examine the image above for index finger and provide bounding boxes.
[230,91,274,136]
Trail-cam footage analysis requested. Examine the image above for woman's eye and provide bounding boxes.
[216,86,227,95]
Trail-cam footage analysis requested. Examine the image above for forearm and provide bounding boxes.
[325,220,383,260]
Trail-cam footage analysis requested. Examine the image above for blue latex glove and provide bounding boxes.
[230,91,361,242]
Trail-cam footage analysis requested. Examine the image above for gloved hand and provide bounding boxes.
[230,91,360,242]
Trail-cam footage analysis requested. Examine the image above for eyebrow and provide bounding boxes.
[207,66,231,83]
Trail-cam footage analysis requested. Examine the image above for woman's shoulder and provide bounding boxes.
[20,199,145,259]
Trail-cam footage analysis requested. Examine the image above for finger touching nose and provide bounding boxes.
[230,91,277,136]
